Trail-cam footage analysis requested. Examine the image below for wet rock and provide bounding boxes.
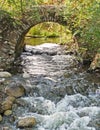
[5,82,25,98]
[17,117,36,128]
[65,85,75,95]
[23,72,30,78]
[51,86,67,98]
[1,96,15,112]
[0,78,5,84]
[1,100,12,111]
[0,71,12,78]
[15,98,29,107]
[6,96,16,103]
[89,52,100,72]
[0,114,3,122]
[4,110,12,116]
[2,127,11,130]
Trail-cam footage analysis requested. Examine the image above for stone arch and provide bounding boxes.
[15,6,67,56]
[0,6,67,70]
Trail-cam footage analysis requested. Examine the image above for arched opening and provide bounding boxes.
[25,22,73,46]
[15,21,78,61]
[24,22,73,46]
[0,5,77,70]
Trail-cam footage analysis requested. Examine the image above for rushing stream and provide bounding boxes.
[0,43,100,130]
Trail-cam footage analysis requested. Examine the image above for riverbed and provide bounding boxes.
[0,43,100,130]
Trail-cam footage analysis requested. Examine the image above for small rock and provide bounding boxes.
[0,71,12,78]
[23,72,30,78]
[1,96,15,112]
[4,110,12,116]
[16,98,28,107]
[89,52,100,71]
[2,100,12,111]
[0,78,5,83]
[0,29,2,33]
[6,96,16,103]
[0,114,3,122]
[17,117,36,128]
[2,127,10,130]
[5,83,25,98]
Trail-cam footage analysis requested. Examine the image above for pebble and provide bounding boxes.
[4,110,12,116]
[2,127,10,130]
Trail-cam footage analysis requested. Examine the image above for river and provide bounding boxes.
[0,39,100,130]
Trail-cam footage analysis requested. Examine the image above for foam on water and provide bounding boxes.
[1,43,99,130]
[56,94,89,112]
[77,106,100,117]
[21,96,56,114]
[67,117,96,130]
[18,93,99,130]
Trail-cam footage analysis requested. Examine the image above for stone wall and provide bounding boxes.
[0,10,16,70]
[0,10,25,70]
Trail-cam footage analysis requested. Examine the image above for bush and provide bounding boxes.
[80,2,100,54]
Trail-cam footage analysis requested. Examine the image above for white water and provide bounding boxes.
[19,93,99,130]
[1,43,100,130]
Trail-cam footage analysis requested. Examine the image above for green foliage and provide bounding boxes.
[46,32,59,38]
[26,22,72,44]
[81,2,100,53]
[62,0,100,55]
[29,27,42,36]
[97,49,100,53]
[0,0,37,17]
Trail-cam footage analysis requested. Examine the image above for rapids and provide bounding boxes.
[0,43,100,130]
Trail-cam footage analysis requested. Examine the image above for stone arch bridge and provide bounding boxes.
[0,5,69,70]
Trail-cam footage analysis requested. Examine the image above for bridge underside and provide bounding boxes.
[0,6,68,70]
